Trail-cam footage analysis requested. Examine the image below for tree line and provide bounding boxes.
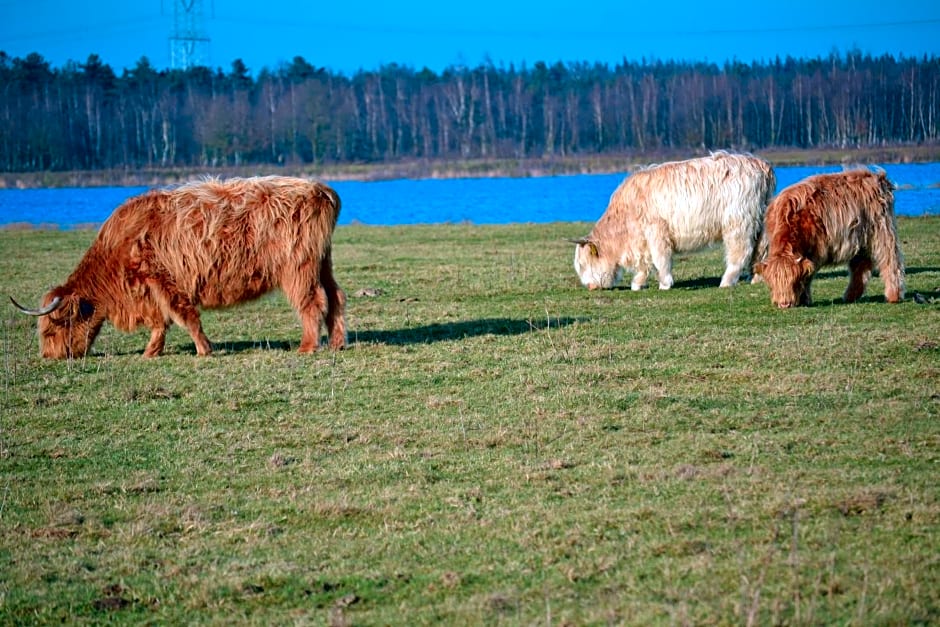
[1,50,938,172]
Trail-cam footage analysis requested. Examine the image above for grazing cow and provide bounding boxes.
[571,151,776,291]
[11,176,347,358]
[753,168,905,308]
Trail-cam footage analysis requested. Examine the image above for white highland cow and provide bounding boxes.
[571,151,776,290]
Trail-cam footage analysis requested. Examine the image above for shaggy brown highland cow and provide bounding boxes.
[754,168,905,308]
[11,176,347,358]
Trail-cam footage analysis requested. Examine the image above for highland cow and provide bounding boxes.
[11,176,347,358]
[571,151,776,291]
[753,168,905,308]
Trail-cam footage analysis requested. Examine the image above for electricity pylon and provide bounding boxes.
[169,0,210,69]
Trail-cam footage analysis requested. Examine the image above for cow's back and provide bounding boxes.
[118,177,339,308]
[621,152,772,251]
[785,169,896,265]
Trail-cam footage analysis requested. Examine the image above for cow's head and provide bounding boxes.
[11,289,105,358]
[754,255,815,308]
[570,238,622,290]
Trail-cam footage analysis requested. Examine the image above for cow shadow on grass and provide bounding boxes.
[182,316,583,354]
[906,266,940,276]
[351,316,582,346]
[599,276,723,291]
[805,265,940,306]
[140,339,291,356]
[811,266,939,281]
[797,267,940,307]
[668,266,940,291]
[673,271,875,290]
[814,288,940,307]
[671,276,723,290]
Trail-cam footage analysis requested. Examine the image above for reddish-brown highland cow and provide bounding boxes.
[11,176,347,358]
[754,168,905,308]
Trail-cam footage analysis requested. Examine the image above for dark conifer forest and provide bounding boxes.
[1,50,938,173]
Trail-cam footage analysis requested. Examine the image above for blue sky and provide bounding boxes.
[1,0,938,75]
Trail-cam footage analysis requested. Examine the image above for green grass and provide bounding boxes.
[1,218,938,625]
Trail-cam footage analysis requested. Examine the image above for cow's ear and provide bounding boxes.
[798,257,815,277]
[77,298,95,319]
[753,262,765,276]
[568,237,598,257]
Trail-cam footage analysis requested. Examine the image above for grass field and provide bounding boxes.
[1,217,938,624]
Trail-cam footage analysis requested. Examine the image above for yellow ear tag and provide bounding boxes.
[588,242,598,257]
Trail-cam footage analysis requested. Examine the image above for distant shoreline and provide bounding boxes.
[2,145,939,190]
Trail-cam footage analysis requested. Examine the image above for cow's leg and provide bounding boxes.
[844,254,873,303]
[148,277,212,356]
[719,262,744,288]
[800,279,814,307]
[719,228,754,287]
[630,267,648,291]
[650,247,674,290]
[645,226,674,289]
[143,323,168,358]
[750,234,769,284]
[171,306,212,356]
[320,251,347,350]
[298,286,328,354]
[282,263,327,354]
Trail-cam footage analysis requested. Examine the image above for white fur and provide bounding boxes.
[573,151,776,290]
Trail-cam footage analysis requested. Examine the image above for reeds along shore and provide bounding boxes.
[2,145,940,190]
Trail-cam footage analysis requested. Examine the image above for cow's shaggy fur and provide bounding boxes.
[15,176,346,358]
[754,168,905,308]
[572,151,776,291]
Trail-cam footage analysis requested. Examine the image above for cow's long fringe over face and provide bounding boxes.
[573,151,776,291]
[17,176,346,358]
[572,239,623,290]
[755,168,905,308]
[37,290,106,359]
[756,256,816,308]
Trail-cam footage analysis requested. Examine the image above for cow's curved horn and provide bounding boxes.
[9,295,63,316]
[565,237,590,246]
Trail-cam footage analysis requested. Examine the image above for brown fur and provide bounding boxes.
[754,169,905,308]
[25,176,346,358]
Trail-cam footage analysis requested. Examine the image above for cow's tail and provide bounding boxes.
[322,184,341,222]
[305,182,341,245]
[747,159,776,282]
[314,183,346,347]
[871,169,905,302]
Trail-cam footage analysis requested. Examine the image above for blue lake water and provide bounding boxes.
[1,163,938,229]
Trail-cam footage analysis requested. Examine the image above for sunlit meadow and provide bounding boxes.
[1,217,937,624]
